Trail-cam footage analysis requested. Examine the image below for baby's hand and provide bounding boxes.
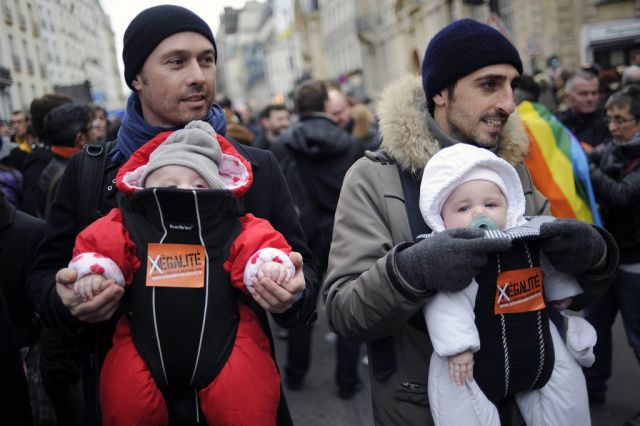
[258,261,293,285]
[72,273,107,302]
[448,351,474,386]
[551,297,573,310]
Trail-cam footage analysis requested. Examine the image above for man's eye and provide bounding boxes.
[194,183,207,189]
[200,55,215,64]
[168,59,184,66]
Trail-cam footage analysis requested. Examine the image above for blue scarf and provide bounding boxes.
[112,93,227,161]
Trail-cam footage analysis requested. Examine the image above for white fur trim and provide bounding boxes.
[419,144,526,232]
[68,253,125,287]
[243,248,295,290]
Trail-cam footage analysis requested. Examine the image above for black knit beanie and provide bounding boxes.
[123,5,217,91]
[421,19,523,114]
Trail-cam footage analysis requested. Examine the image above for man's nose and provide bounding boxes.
[186,60,206,84]
[496,87,516,115]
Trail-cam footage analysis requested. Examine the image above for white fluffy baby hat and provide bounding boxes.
[419,143,526,232]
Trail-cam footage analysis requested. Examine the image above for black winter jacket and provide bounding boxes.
[558,107,611,148]
[590,135,640,263]
[271,114,362,274]
[0,195,48,347]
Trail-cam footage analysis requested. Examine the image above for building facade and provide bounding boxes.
[0,0,124,117]
[215,0,640,106]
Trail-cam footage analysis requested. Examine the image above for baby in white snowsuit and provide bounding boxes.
[420,143,596,426]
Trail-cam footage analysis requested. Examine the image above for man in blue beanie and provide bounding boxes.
[324,18,619,425]
[27,5,317,425]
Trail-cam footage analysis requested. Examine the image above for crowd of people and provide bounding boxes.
[0,4,638,426]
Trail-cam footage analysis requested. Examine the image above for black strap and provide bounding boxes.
[77,141,116,228]
[397,165,431,240]
[370,165,432,382]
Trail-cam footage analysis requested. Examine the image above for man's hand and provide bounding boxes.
[540,220,605,276]
[56,267,124,323]
[395,228,512,292]
[249,251,305,314]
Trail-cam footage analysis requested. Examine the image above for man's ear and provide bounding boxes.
[433,90,448,107]
[131,74,143,92]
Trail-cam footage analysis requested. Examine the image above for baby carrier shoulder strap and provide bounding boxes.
[77,140,116,228]
[369,163,431,382]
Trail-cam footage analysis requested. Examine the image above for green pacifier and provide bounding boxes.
[469,215,498,231]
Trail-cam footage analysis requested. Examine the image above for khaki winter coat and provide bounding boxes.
[323,76,614,425]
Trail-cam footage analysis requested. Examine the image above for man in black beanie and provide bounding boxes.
[324,18,619,425]
[27,5,317,425]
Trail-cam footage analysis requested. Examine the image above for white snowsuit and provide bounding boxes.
[419,144,595,426]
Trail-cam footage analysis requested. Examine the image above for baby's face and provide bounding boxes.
[144,165,209,190]
[441,180,508,230]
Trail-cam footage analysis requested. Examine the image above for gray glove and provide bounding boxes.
[395,228,512,292]
[540,219,605,276]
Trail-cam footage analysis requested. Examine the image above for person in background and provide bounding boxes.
[0,190,49,424]
[272,79,361,397]
[90,105,108,143]
[585,84,640,426]
[622,65,640,87]
[327,84,379,152]
[28,104,96,219]
[10,110,34,153]
[21,94,73,216]
[253,104,291,150]
[237,102,261,135]
[558,70,611,151]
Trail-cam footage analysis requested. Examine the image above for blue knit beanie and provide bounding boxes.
[123,5,217,91]
[421,19,523,113]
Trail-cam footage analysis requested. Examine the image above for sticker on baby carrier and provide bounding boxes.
[494,266,545,314]
[146,243,206,288]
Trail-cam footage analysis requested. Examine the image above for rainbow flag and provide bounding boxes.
[517,101,602,226]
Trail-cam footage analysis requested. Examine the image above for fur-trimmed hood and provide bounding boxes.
[376,75,530,174]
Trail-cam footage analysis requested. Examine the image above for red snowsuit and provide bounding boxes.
[71,131,291,426]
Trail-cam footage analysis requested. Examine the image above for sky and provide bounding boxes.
[98,0,252,92]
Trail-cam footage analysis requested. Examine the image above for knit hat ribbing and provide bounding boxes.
[421,18,523,113]
[141,120,225,190]
[123,5,217,91]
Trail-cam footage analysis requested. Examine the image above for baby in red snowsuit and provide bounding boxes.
[68,121,295,426]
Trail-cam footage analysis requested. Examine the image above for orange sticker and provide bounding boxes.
[494,267,545,314]
[146,243,206,288]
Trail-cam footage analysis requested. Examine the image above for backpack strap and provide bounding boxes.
[369,165,431,382]
[77,140,116,228]
[44,167,65,219]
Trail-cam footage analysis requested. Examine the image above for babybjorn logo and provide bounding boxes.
[169,223,194,231]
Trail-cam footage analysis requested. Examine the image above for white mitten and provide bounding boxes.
[563,313,597,367]
[68,252,126,287]
[243,248,295,290]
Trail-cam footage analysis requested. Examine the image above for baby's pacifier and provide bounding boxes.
[469,215,498,230]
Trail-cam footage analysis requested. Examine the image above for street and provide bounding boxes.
[274,306,639,425]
